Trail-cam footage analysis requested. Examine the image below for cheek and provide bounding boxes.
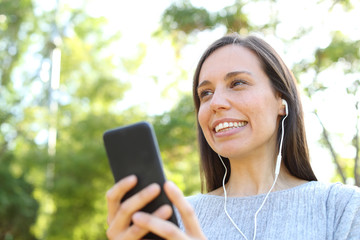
[198,107,206,129]
[245,92,279,126]
[255,99,280,130]
[198,105,210,135]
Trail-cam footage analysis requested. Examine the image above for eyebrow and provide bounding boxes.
[197,70,252,90]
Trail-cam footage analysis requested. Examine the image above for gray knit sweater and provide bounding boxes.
[178,181,360,240]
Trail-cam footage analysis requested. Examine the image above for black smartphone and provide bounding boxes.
[103,121,178,239]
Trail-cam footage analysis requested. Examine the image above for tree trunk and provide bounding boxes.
[354,102,360,186]
[314,110,347,183]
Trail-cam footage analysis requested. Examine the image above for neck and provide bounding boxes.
[222,154,305,197]
[226,154,277,197]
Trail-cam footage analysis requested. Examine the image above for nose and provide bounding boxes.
[210,88,230,112]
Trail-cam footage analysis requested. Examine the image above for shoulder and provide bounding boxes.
[306,181,359,209]
[320,182,360,239]
[308,181,360,238]
[323,181,360,210]
[185,194,204,208]
[284,181,359,218]
[315,181,360,204]
[301,181,359,199]
[185,193,224,215]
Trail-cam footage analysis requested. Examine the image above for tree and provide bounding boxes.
[0,0,146,239]
[0,0,41,238]
[153,94,200,195]
[155,0,278,54]
[294,31,360,186]
[0,154,39,240]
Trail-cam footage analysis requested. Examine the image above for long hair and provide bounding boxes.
[192,34,317,193]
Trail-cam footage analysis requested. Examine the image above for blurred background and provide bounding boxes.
[0,0,359,239]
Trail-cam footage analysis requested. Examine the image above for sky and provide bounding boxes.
[54,0,360,182]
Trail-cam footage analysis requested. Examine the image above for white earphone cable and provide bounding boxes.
[218,103,288,240]
[219,155,249,240]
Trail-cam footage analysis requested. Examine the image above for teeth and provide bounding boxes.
[215,121,247,133]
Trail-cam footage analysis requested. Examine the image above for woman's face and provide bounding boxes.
[197,45,285,160]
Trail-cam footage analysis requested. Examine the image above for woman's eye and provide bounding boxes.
[199,90,213,99]
[231,79,246,87]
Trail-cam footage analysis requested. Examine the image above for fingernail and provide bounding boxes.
[124,174,136,183]
[147,183,160,192]
[132,212,145,223]
[166,181,176,189]
[127,174,136,180]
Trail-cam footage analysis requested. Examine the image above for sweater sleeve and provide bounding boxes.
[332,185,360,240]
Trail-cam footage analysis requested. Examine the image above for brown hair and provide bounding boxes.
[192,34,317,193]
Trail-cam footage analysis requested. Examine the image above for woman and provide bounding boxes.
[106,34,360,239]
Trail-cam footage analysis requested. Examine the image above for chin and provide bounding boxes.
[213,144,247,159]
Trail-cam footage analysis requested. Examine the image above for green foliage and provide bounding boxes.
[38,11,139,239]
[0,152,38,240]
[122,43,147,74]
[214,1,252,33]
[0,0,42,239]
[160,0,214,34]
[329,0,354,11]
[0,0,37,87]
[153,94,200,195]
[159,0,256,35]
[315,31,360,71]
[296,28,360,185]
[0,0,145,239]
[331,157,356,183]
[156,0,277,51]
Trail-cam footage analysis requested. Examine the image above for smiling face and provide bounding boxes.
[197,45,285,161]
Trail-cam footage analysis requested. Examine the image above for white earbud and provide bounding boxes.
[282,99,288,116]
[275,99,288,175]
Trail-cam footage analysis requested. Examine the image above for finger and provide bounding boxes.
[124,205,173,239]
[109,183,161,231]
[152,204,173,220]
[132,211,187,240]
[106,175,137,224]
[164,181,205,238]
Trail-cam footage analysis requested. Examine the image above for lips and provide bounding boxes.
[214,121,248,133]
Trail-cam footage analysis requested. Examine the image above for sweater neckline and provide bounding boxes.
[202,181,318,200]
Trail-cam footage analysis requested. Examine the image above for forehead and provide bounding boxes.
[199,45,264,82]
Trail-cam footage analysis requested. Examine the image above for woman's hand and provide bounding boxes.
[132,181,207,240]
[106,175,172,239]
